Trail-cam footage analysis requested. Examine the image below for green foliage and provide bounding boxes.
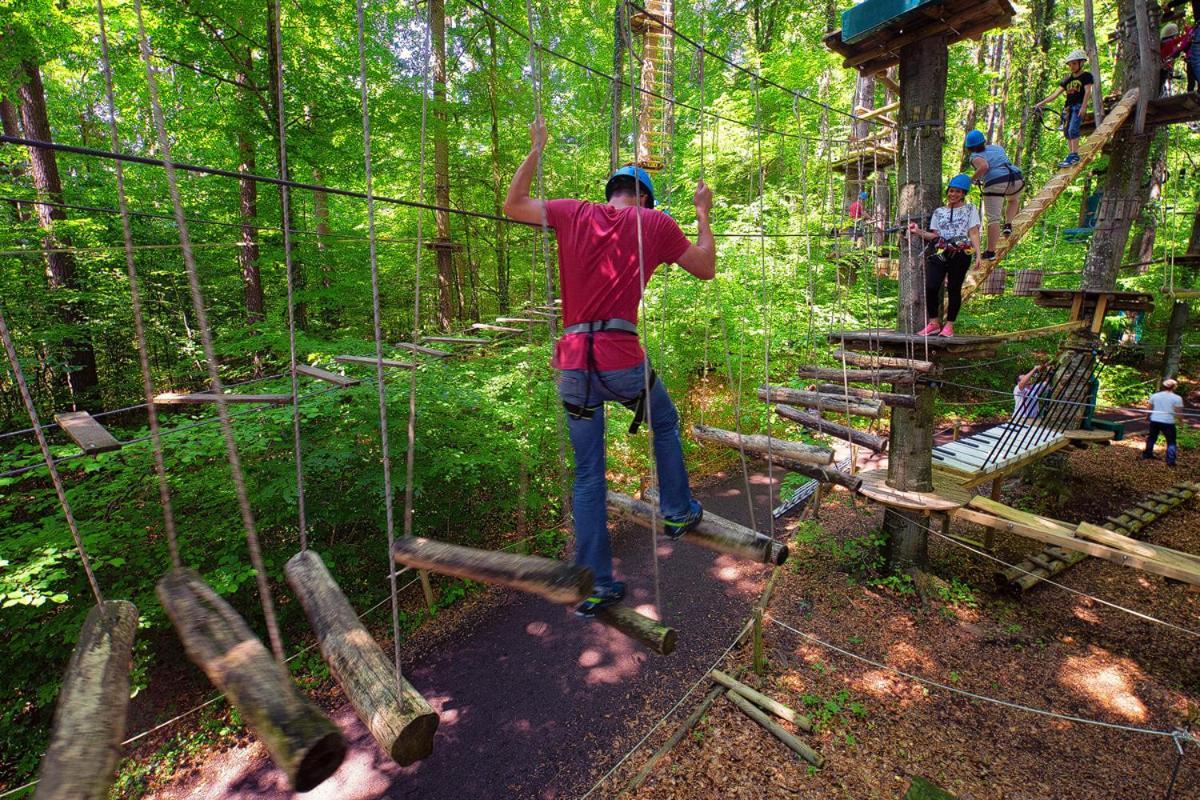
[934,577,978,609]
[799,687,868,731]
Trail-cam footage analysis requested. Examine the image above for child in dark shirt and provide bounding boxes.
[1034,49,1094,169]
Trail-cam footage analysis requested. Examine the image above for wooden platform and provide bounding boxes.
[54,411,121,455]
[296,364,360,387]
[956,497,1200,588]
[1033,289,1154,314]
[856,468,973,512]
[1079,91,1200,136]
[823,0,1017,76]
[932,423,1069,488]
[828,329,1002,357]
[154,392,293,405]
[831,149,895,175]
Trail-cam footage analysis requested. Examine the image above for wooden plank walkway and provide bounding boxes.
[54,411,122,454]
[933,423,1067,487]
[296,364,360,386]
[960,88,1140,303]
[154,392,293,405]
[334,355,416,370]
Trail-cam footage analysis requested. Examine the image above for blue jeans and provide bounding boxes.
[1144,421,1177,465]
[557,363,693,589]
[1062,104,1083,140]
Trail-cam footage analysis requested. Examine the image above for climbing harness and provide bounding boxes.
[559,319,658,434]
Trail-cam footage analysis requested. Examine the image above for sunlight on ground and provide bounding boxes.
[885,640,936,672]
[1058,650,1148,723]
[577,625,644,686]
[526,620,551,637]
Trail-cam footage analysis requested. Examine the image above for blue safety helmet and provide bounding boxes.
[605,165,656,208]
[947,173,973,193]
[858,191,869,200]
[964,129,986,148]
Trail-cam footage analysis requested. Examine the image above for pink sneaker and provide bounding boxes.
[939,322,955,337]
[917,321,942,336]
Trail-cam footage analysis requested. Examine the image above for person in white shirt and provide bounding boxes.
[906,174,981,338]
[1013,364,1048,423]
[1143,378,1184,466]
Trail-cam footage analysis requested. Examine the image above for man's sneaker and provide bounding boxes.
[1057,153,1081,168]
[662,500,703,540]
[1002,222,1013,237]
[575,581,626,617]
[981,250,996,260]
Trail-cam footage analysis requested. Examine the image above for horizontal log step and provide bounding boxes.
[296,364,360,386]
[154,392,293,405]
[334,355,416,369]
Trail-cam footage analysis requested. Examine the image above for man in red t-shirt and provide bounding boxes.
[504,117,716,616]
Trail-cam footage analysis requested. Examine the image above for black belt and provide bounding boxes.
[560,318,653,434]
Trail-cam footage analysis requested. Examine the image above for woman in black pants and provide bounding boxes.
[906,173,982,337]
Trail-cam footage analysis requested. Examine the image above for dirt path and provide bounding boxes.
[151,467,783,800]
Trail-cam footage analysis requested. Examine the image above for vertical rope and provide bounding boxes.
[356,0,406,688]
[95,0,180,569]
[752,76,776,540]
[266,0,310,551]
[0,308,104,607]
[133,0,285,662]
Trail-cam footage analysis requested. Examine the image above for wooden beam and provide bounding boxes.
[987,321,1088,343]
[612,489,789,566]
[594,606,677,655]
[394,342,451,357]
[691,423,834,466]
[422,336,491,344]
[710,669,813,732]
[334,355,416,370]
[874,70,901,95]
[814,383,917,408]
[54,411,122,455]
[392,537,591,604]
[758,386,884,418]
[773,405,888,453]
[794,367,915,383]
[157,569,346,792]
[724,691,823,767]
[471,323,522,333]
[854,100,899,121]
[34,600,138,800]
[831,348,935,373]
[295,364,360,387]
[154,392,293,405]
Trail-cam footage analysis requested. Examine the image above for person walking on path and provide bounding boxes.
[906,174,981,338]
[503,117,716,616]
[964,129,1024,260]
[1034,50,1094,168]
[1143,379,1184,466]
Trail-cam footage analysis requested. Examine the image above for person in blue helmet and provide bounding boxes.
[504,117,716,616]
[848,189,868,245]
[964,129,1024,260]
[905,174,981,338]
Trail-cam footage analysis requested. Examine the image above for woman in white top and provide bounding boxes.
[906,174,981,338]
[1013,364,1048,422]
[1143,378,1184,466]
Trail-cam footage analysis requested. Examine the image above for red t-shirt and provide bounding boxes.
[544,199,691,371]
[848,200,865,220]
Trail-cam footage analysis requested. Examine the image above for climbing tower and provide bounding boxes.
[629,0,674,172]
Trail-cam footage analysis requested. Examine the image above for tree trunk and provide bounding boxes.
[885,35,947,571]
[432,0,454,329]
[1082,0,1160,291]
[609,1,627,172]
[1,97,29,221]
[485,14,510,313]
[1016,0,1055,173]
[17,60,100,407]
[842,73,876,208]
[1124,129,1167,271]
[1163,202,1200,377]
[267,0,305,331]
[237,128,263,324]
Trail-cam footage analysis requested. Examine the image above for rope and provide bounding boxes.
[768,616,1186,738]
[752,76,776,541]
[0,308,105,607]
[94,0,181,568]
[266,0,309,551]
[133,0,286,662]
[355,0,407,691]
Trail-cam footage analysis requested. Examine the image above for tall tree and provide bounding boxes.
[267,0,305,331]
[485,13,510,313]
[431,0,455,329]
[16,59,100,406]
[609,1,627,173]
[1,97,29,221]
[1162,203,1200,379]
[235,33,264,325]
[883,33,948,572]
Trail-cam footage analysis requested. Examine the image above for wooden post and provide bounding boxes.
[983,476,1003,550]
[157,569,346,792]
[284,551,439,765]
[752,608,764,675]
[34,600,138,800]
[392,536,592,604]
[724,690,823,767]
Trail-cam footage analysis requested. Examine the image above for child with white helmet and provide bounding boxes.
[1034,49,1094,168]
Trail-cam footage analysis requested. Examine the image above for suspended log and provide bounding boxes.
[34,600,138,800]
[392,537,591,604]
[54,411,122,455]
[421,336,490,344]
[157,569,346,792]
[594,606,677,655]
[831,348,936,373]
[777,456,862,491]
[724,690,823,767]
[610,490,789,566]
[154,392,292,405]
[691,423,834,465]
[394,342,451,358]
[710,669,812,732]
[758,386,883,418]
[794,367,914,383]
[814,383,917,408]
[774,405,888,453]
[295,364,360,387]
[334,355,415,370]
[284,550,438,765]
